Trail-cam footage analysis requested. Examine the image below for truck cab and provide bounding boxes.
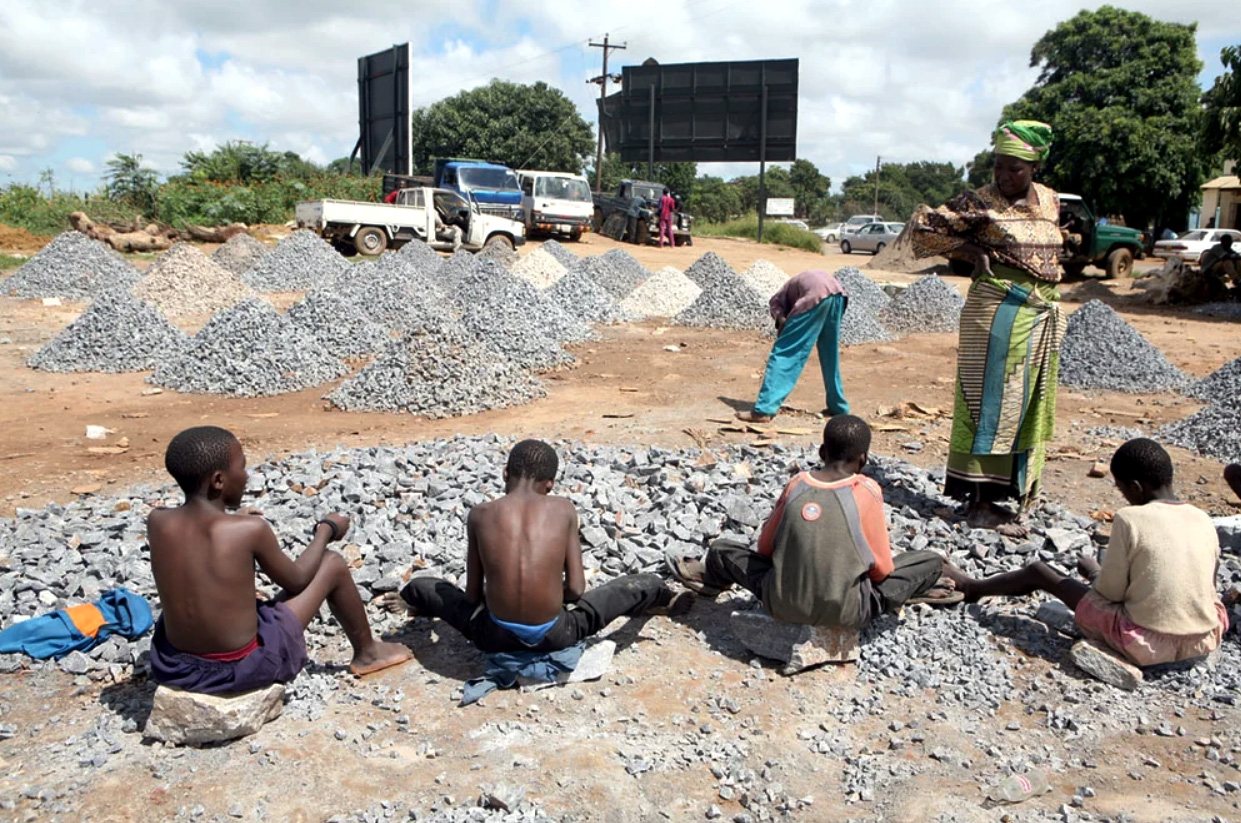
[433,159,523,222]
[591,180,693,246]
[1058,194,1146,279]
[516,170,593,241]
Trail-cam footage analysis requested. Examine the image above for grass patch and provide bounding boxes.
[0,253,28,271]
[695,214,823,253]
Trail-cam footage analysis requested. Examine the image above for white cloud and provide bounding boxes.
[0,0,1234,190]
[65,157,95,174]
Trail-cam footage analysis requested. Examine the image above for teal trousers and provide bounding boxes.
[754,295,849,417]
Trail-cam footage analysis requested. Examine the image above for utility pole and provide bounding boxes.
[873,156,881,217]
[588,34,626,193]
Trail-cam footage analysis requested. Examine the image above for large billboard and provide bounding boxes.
[357,44,412,176]
[599,59,798,164]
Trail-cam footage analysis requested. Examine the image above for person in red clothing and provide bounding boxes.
[668,416,957,626]
[658,187,676,248]
[383,188,400,204]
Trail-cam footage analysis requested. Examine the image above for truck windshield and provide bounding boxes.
[536,177,592,202]
[458,167,521,193]
[631,184,662,202]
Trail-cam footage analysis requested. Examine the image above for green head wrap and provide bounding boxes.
[994,120,1053,163]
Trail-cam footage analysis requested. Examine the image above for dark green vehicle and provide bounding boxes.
[1057,194,1146,279]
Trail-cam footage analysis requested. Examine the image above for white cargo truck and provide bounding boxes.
[516,170,593,241]
[294,187,526,256]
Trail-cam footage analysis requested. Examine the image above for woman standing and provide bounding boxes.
[910,121,1064,532]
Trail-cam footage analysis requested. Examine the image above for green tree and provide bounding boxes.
[730,167,795,214]
[1003,6,1207,229]
[583,153,633,193]
[104,153,159,215]
[1203,44,1241,164]
[651,162,697,199]
[788,159,831,220]
[966,149,995,189]
[409,80,594,174]
[687,176,743,223]
[180,142,319,184]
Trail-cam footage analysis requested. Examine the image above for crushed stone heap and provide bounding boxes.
[621,267,702,318]
[242,230,352,292]
[539,239,580,268]
[27,291,188,373]
[1184,355,1241,405]
[589,249,651,298]
[286,291,391,359]
[1160,398,1241,464]
[545,267,641,325]
[1058,300,1186,393]
[133,242,255,317]
[475,241,519,268]
[834,267,894,346]
[394,238,444,276]
[327,327,546,418]
[150,298,347,396]
[511,248,568,290]
[683,251,736,288]
[1,231,140,300]
[674,253,770,331]
[877,275,964,335]
[741,260,790,299]
[336,253,452,334]
[210,232,270,276]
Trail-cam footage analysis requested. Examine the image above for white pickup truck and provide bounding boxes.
[294,187,526,256]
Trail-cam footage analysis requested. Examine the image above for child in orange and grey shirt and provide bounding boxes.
[670,415,953,627]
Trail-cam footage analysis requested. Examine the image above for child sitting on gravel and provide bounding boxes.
[669,415,953,626]
[147,426,410,694]
[399,439,692,653]
[943,438,1228,666]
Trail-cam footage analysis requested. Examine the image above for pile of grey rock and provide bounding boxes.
[621,267,701,318]
[210,233,269,275]
[511,248,567,290]
[474,241,519,269]
[591,249,651,298]
[242,230,352,292]
[538,239,579,268]
[150,298,347,396]
[877,275,964,335]
[675,253,771,331]
[286,291,390,360]
[395,238,444,275]
[545,268,640,325]
[133,242,255,317]
[1058,300,1186,393]
[834,268,893,346]
[1,231,140,300]
[27,292,188,373]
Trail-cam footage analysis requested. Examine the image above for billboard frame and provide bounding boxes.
[353,43,413,177]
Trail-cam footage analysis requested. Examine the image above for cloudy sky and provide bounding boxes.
[1,0,1237,193]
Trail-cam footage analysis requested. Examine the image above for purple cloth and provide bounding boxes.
[148,600,308,695]
[769,269,846,322]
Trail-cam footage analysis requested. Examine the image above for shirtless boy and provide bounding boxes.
[944,438,1228,666]
[400,439,691,652]
[147,426,409,694]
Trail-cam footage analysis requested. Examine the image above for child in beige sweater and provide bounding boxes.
[944,439,1227,666]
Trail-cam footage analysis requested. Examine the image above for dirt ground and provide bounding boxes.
[2,231,1239,823]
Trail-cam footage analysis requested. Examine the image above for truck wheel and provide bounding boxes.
[354,226,388,256]
[1061,261,1087,279]
[569,228,583,242]
[874,242,886,255]
[485,234,514,250]
[634,221,649,246]
[331,239,358,258]
[840,240,852,254]
[1104,247,1134,279]
[592,208,604,233]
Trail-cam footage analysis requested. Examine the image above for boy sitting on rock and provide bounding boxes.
[399,439,691,653]
[669,415,952,626]
[944,438,1228,666]
[147,426,410,694]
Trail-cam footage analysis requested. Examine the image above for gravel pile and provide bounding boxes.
[150,298,347,396]
[511,248,568,290]
[210,233,269,275]
[741,260,789,298]
[592,249,651,298]
[242,230,352,292]
[545,268,641,325]
[1,231,139,300]
[1058,300,1187,393]
[133,242,255,317]
[328,328,545,418]
[835,268,894,346]
[337,254,451,334]
[1194,302,1241,320]
[26,292,188,373]
[436,251,485,292]
[1160,398,1241,463]
[394,238,444,275]
[674,254,771,331]
[1184,355,1241,404]
[475,241,519,269]
[539,239,579,268]
[877,275,964,335]
[286,291,391,359]
[621,267,702,317]
[451,260,584,369]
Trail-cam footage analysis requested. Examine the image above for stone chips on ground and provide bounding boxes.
[210,233,270,276]
[336,253,450,334]
[741,260,790,299]
[539,239,580,268]
[151,298,347,396]
[1058,299,1186,393]
[834,267,894,347]
[877,274,964,335]
[592,249,652,298]
[328,327,545,418]
[27,291,188,373]
[545,268,640,325]
[674,253,770,331]
[286,291,391,359]
[242,230,352,293]
[621,267,702,318]
[394,238,444,275]
[2,230,140,300]
[133,242,255,318]
[511,248,568,290]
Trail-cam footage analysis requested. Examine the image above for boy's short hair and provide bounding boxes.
[822,415,871,463]
[506,439,559,482]
[165,426,239,494]
[1110,438,1174,489]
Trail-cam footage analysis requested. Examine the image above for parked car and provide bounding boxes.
[776,219,810,231]
[1152,228,1241,265]
[841,214,884,236]
[841,222,904,255]
[814,222,844,242]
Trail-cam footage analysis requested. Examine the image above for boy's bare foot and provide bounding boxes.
[1076,554,1102,583]
[379,591,419,615]
[736,411,774,424]
[646,590,695,616]
[907,577,966,606]
[966,502,1027,537]
[938,561,980,602]
[349,640,413,676]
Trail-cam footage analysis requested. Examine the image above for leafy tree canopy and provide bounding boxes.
[181,141,319,184]
[1203,44,1241,165]
[687,175,743,224]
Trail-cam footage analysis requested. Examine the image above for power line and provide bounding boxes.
[587,34,626,192]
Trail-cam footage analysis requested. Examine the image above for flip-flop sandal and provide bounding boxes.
[907,580,966,606]
[665,555,722,597]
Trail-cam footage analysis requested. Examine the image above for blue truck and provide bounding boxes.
[432,159,523,222]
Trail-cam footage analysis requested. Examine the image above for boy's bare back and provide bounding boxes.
[469,491,583,625]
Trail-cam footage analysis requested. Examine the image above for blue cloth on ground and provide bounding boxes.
[460,642,585,706]
[488,613,558,646]
[0,588,154,660]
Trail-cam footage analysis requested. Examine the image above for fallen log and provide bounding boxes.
[182,223,250,243]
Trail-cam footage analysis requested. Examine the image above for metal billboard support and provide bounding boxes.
[758,81,768,244]
[648,85,656,182]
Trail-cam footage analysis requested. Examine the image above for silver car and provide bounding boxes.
[841,222,904,255]
[814,222,844,242]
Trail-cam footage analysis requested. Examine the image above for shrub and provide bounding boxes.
[694,214,824,253]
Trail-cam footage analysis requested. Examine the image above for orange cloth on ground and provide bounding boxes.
[65,603,107,639]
